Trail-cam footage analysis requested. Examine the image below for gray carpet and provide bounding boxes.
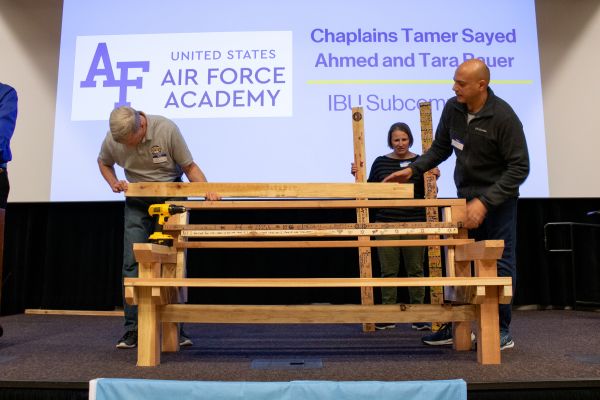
[0,310,599,385]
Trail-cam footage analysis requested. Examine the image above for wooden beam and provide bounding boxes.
[159,303,477,324]
[167,198,467,210]
[455,240,504,261]
[500,285,513,304]
[470,286,486,304]
[476,285,502,364]
[24,309,123,317]
[420,102,444,328]
[453,322,473,351]
[163,211,187,353]
[450,204,468,228]
[351,106,375,333]
[124,286,137,305]
[180,227,458,238]
[124,276,512,288]
[126,182,413,199]
[137,287,160,367]
[442,207,459,278]
[176,238,474,249]
[133,243,178,264]
[169,221,459,231]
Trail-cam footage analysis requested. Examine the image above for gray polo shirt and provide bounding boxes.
[98,114,194,183]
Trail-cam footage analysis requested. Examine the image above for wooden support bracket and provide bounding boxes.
[500,285,513,304]
[133,243,178,264]
[124,285,137,305]
[455,240,504,261]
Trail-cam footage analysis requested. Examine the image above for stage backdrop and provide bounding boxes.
[53,0,546,201]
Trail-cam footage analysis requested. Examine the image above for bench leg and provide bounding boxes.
[451,256,472,351]
[137,287,161,367]
[474,259,502,364]
[162,322,179,352]
[453,321,472,351]
[476,286,501,365]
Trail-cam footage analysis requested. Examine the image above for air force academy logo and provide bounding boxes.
[79,42,150,108]
[71,32,293,121]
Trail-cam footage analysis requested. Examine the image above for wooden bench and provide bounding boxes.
[124,182,511,366]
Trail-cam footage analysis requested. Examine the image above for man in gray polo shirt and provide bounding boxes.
[98,106,218,349]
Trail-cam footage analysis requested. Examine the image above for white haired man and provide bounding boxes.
[98,106,218,349]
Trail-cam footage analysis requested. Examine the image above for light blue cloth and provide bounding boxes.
[90,378,466,400]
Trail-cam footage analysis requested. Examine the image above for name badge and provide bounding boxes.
[399,161,411,168]
[151,145,168,164]
[451,138,464,151]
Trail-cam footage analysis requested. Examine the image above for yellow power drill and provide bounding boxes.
[147,204,187,246]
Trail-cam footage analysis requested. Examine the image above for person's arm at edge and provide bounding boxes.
[97,157,128,193]
[0,86,17,136]
[0,86,18,161]
[181,161,207,182]
[181,161,220,200]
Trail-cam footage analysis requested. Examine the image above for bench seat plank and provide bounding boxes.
[125,276,512,288]
[168,199,466,210]
[159,304,477,324]
[126,182,412,199]
[176,238,474,249]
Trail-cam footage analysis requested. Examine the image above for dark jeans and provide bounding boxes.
[0,168,9,208]
[122,197,156,331]
[468,198,518,335]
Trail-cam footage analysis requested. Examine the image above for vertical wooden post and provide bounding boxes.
[137,261,161,366]
[161,211,189,352]
[474,259,502,364]
[452,254,473,352]
[351,107,375,332]
[442,208,456,279]
[420,102,443,330]
[444,204,472,350]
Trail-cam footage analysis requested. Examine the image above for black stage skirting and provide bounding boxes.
[2,198,600,316]
[1,310,600,400]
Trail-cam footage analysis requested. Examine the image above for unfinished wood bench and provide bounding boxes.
[124,182,511,366]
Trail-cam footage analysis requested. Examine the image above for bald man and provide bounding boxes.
[385,59,530,350]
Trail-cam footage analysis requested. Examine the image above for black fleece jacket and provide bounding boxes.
[410,87,530,209]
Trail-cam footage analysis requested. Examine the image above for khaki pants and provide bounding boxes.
[376,235,425,305]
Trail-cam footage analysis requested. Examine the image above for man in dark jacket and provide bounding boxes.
[384,59,530,350]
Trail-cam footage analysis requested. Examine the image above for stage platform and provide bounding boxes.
[0,309,599,400]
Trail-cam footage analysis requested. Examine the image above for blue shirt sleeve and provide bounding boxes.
[0,84,18,164]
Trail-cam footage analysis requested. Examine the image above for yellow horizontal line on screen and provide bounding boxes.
[306,79,533,85]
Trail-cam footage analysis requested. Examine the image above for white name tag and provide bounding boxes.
[399,161,411,168]
[152,156,168,163]
[451,138,464,151]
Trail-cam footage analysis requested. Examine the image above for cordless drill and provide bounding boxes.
[147,204,187,246]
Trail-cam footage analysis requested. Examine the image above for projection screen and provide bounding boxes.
[52,0,546,201]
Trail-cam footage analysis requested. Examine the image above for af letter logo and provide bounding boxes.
[79,42,150,108]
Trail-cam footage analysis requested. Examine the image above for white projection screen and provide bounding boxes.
[52,0,547,201]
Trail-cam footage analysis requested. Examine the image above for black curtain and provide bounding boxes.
[515,198,600,307]
[1,202,123,315]
[1,198,599,315]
